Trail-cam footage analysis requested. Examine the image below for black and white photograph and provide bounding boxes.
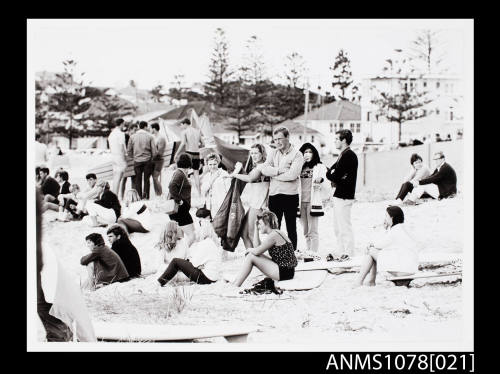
[27,18,473,354]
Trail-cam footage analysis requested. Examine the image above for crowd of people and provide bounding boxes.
[36,118,460,340]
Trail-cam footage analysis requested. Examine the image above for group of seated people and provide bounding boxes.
[44,148,459,292]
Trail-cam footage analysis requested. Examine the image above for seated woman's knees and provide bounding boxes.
[368,248,378,257]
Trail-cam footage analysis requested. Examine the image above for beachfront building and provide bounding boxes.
[362,74,464,144]
[291,101,363,153]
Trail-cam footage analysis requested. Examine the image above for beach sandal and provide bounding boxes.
[241,278,283,295]
[326,253,350,262]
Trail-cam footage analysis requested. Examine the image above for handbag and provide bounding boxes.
[165,173,185,215]
[196,203,211,219]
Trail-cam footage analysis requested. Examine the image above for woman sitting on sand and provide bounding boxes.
[54,184,87,221]
[156,222,222,286]
[232,210,298,288]
[354,205,419,287]
[107,224,142,279]
[225,143,269,248]
[80,233,129,290]
[116,189,151,234]
[394,153,431,205]
[154,221,190,277]
[81,181,121,227]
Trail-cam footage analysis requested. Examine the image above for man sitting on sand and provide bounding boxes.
[354,206,419,287]
[80,233,129,290]
[107,225,142,279]
[39,167,60,203]
[404,151,457,205]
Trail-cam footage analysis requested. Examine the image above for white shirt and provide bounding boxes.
[108,127,127,158]
[375,224,419,274]
[187,238,222,282]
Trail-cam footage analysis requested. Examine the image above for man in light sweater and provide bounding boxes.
[127,121,157,199]
[108,118,128,198]
[260,126,304,250]
[150,122,167,197]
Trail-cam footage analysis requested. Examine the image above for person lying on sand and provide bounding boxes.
[230,210,298,290]
[80,233,129,290]
[354,206,419,287]
[155,221,222,287]
[116,189,151,234]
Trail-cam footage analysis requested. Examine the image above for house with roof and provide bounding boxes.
[291,100,362,152]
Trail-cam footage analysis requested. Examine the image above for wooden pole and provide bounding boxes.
[303,87,309,141]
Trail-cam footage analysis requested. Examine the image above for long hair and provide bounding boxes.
[246,143,267,173]
[256,209,279,230]
[299,142,321,170]
[155,221,182,251]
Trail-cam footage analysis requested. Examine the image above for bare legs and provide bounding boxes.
[232,253,280,287]
[112,170,125,199]
[241,208,261,249]
[354,248,379,287]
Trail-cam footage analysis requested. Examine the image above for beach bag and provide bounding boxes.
[196,204,211,219]
[165,174,185,215]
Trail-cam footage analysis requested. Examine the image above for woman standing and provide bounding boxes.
[226,144,269,248]
[200,152,231,219]
[117,189,152,234]
[298,143,328,253]
[232,210,297,287]
[167,153,196,245]
[354,206,419,287]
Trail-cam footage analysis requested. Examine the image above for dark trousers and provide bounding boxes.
[134,161,154,199]
[268,194,299,250]
[396,181,414,200]
[37,287,73,342]
[157,258,213,286]
[396,181,432,201]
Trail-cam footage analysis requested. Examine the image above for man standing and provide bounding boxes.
[35,133,48,166]
[175,118,204,194]
[108,118,128,199]
[405,151,457,204]
[260,126,304,250]
[127,121,156,199]
[150,122,167,197]
[326,129,358,257]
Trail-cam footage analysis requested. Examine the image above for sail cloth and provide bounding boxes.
[212,178,247,252]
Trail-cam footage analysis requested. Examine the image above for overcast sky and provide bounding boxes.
[28,19,471,92]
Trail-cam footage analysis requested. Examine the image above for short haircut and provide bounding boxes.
[115,118,124,127]
[205,152,221,164]
[273,126,290,138]
[410,153,423,165]
[56,170,69,181]
[36,167,41,176]
[85,233,105,247]
[107,224,127,238]
[69,184,80,193]
[256,209,279,230]
[39,167,50,175]
[336,129,353,145]
[139,121,148,129]
[434,151,445,159]
[176,153,193,169]
[386,206,404,227]
[151,122,160,131]
[181,118,191,125]
[85,173,97,180]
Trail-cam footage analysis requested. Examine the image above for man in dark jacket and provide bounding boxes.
[106,225,142,278]
[406,151,457,204]
[39,167,60,202]
[80,233,129,289]
[326,129,358,257]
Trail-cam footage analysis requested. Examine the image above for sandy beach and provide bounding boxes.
[38,152,465,347]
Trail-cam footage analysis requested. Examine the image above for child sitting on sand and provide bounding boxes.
[80,233,129,290]
[156,221,222,286]
[354,205,419,287]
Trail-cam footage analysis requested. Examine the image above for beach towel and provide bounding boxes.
[212,178,246,252]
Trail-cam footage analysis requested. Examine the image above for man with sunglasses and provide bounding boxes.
[405,151,457,204]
